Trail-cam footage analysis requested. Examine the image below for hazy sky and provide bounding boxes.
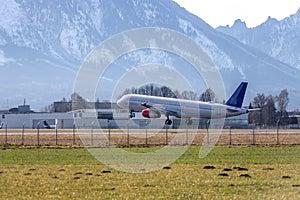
[173,0,300,28]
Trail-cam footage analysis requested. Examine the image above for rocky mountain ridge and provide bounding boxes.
[0,0,299,109]
[217,8,300,70]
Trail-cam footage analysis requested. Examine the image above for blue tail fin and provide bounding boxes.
[226,82,248,108]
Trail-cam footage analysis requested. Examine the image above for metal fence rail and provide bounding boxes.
[1,127,300,146]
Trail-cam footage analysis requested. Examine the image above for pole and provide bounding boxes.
[186,126,189,145]
[229,127,232,145]
[37,122,40,146]
[165,125,168,145]
[22,123,25,145]
[55,126,58,145]
[91,122,94,146]
[108,120,111,146]
[5,123,7,145]
[206,128,209,144]
[145,119,150,146]
[73,124,75,145]
[206,120,210,144]
[252,126,255,145]
[145,124,148,145]
[276,121,280,145]
[127,120,130,147]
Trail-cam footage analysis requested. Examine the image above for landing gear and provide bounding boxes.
[165,119,172,125]
[129,110,135,118]
[165,114,172,125]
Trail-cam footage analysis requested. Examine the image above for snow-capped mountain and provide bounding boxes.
[0,0,299,109]
[217,8,300,70]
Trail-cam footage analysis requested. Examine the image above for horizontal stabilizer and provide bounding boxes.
[247,108,261,112]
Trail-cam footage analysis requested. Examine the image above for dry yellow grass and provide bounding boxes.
[0,129,299,146]
[1,146,300,200]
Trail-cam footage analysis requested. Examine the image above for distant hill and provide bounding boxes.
[0,0,299,109]
[217,8,300,70]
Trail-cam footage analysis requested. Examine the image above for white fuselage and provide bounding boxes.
[117,94,247,119]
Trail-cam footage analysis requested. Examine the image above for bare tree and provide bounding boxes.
[199,88,215,102]
[276,89,289,113]
[276,89,289,125]
[181,90,197,100]
[249,90,290,127]
[248,93,266,126]
[263,95,277,126]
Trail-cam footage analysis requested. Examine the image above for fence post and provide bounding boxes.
[206,120,210,144]
[252,126,255,145]
[91,122,94,146]
[5,123,7,145]
[37,122,40,146]
[165,125,169,145]
[22,123,25,145]
[276,121,280,145]
[145,124,148,145]
[127,120,130,146]
[55,126,58,145]
[107,120,111,146]
[145,119,150,145]
[186,126,189,145]
[73,124,76,145]
[229,127,232,145]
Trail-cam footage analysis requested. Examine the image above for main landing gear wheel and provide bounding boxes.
[165,119,172,125]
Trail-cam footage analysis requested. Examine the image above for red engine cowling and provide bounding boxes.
[142,108,161,118]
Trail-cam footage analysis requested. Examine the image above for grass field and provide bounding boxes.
[0,145,300,199]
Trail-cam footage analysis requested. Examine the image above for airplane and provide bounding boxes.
[117,82,259,125]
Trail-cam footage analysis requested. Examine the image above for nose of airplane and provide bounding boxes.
[117,95,129,108]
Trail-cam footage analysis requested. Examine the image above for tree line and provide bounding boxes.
[248,89,293,127]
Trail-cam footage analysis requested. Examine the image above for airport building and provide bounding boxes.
[0,102,122,129]
[1,110,249,130]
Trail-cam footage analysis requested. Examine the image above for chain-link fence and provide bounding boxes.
[1,126,300,146]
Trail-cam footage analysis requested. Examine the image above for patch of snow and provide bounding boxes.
[59,11,91,59]
[125,50,174,67]
[143,3,157,21]
[0,0,28,33]
[117,9,124,20]
[178,18,235,71]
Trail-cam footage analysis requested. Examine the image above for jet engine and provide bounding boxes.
[142,108,161,118]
